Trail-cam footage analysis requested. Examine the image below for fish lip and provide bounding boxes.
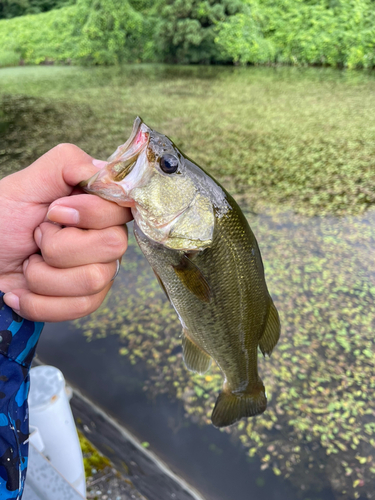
[107,116,145,163]
[107,117,150,182]
[79,116,150,195]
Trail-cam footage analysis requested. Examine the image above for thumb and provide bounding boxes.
[1,144,105,204]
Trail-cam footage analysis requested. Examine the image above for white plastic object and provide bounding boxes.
[28,366,86,497]
[28,426,45,453]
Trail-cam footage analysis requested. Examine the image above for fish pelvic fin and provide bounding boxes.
[182,332,212,374]
[173,255,211,303]
[211,381,267,428]
[259,301,281,357]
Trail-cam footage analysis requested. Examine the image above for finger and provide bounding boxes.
[1,144,107,204]
[46,194,133,229]
[35,222,128,268]
[23,254,119,297]
[5,284,113,322]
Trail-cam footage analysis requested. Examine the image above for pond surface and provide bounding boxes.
[1,64,375,500]
[38,206,375,500]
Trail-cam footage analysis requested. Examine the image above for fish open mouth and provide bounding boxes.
[79,117,150,193]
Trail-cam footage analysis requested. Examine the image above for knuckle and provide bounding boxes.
[73,295,94,317]
[84,264,108,294]
[21,297,42,322]
[53,143,81,156]
[23,257,43,292]
[102,227,128,255]
[41,238,59,264]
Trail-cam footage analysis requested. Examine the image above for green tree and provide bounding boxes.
[0,0,70,19]
[74,0,149,64]
[215,0,375,68]
[156,0,244,64]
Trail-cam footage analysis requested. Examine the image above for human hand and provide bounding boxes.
[0,144,132,322]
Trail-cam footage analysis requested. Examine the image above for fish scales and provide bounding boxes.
[80,117,280,428]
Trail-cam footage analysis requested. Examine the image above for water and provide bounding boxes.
[1,64,375,500]
[37,207,375,500]
[37,323,304,500]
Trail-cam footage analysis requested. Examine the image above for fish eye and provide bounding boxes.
[160,154,179,174]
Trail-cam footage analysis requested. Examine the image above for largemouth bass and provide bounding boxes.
[80,117,280,428]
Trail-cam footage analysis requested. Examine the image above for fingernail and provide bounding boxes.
[47,205,80,225]
[111,259,121,282]
[92,159,107,169]
[23,259,29,273]
[34,227,42,248]
[3,293,20,312]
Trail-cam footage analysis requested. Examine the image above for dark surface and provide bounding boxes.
[72,391,200,500]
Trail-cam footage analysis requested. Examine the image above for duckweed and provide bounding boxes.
[1,64,375,499]
[75,208,375,499]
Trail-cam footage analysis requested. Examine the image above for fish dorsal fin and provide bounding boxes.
[258,301,281,357]
[182,331,212,374]
[152,269,170,302]
[172,254,211,303]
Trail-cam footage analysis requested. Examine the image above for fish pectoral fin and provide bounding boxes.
[172,254,211,303]
[152,268,170,302]
[258,301,281,357]
[211,382,267,428]
[182,332,212,374]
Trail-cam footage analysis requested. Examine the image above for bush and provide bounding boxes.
[0,6,80,64]
[216,0,375,68]
[215,3,275,64]
[74,0,149,64]
[155,0,244,64]
[0,0,154,65]
[0,50,20,67]
[1,0,375,67]
[0,0,72,20]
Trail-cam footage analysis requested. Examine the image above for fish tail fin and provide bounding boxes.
[211,381,267,428]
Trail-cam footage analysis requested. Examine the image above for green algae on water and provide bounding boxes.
[1,64,375,499]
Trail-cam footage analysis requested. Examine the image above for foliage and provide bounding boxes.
[74,0,151,65]
[0,0,154,66]
[1,0,375,67]
[0,0,71,20]
[214,3,275,64]
[0,50,20,68]
[155,0,243,63]
[0,6,81,64]
[216,0,375,68]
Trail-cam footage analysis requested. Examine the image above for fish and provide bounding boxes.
[80,117,280,428]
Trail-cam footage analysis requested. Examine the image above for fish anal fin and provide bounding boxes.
[259,301,280,357]
[182,332,212,374]
[211,382,267,428]
[152,269,170,302]
[173,254,211,303]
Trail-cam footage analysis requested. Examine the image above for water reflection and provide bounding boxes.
[38,206,375,500]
